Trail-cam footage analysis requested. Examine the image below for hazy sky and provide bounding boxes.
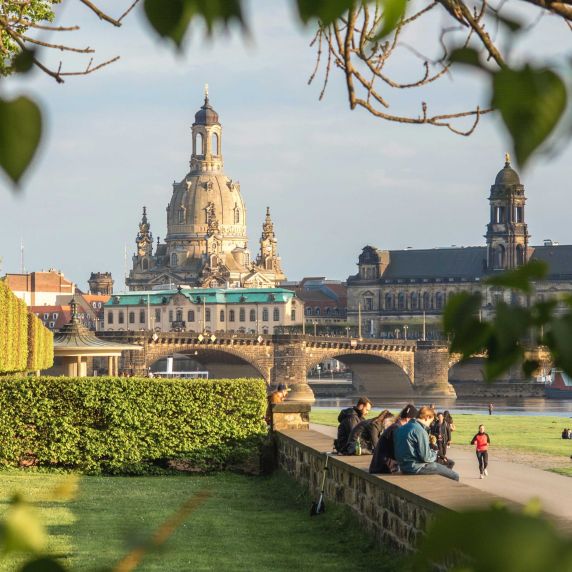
[2,0,571,292]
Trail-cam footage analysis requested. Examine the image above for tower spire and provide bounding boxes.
[204,83,209,103]
[504,151,511,166]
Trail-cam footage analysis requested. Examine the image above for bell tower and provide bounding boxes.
[485,154,529,271]
[189,84,223,174]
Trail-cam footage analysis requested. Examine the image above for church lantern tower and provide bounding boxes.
[257,207,285,280]
[485,154,529,271]
[134,206,154,270]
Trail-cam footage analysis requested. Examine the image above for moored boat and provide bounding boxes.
[545,369,572,399]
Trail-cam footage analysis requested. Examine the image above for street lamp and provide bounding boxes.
[403,324,408,340]
[316,364,321,380]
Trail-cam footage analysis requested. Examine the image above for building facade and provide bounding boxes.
[126,90,286,291]
[347,157,572,339]
[103,287,303,335]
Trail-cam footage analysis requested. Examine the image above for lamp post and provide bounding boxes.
[316,364,321,380]
[403,324,408,340]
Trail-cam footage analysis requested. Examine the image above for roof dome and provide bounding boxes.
[495,154,520,186]
[194,96,219,126]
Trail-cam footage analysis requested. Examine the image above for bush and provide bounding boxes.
[27,312,54,371]
[0,281,28,373]
[0,376,267,474]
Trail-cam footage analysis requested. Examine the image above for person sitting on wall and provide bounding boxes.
[265,383,290,425]
[370,404,418,474]
[346,409,393,455]
[394,406,460,481]
[334,397,372,454]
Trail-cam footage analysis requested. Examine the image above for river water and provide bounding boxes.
[314,397,572,417]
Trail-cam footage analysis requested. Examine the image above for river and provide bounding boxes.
[314,397,572,417]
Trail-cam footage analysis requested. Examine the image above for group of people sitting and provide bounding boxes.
[334,397,460,481]
[562,428,572,439]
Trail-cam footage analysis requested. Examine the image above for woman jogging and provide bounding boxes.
[470,424,491,479]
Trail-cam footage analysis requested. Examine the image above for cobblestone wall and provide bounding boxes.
[275,432,443,552]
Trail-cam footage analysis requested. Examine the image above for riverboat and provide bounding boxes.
[545,369,572,399]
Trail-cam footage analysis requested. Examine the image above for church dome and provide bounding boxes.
[194,96,219,126]
[495,155,520,186]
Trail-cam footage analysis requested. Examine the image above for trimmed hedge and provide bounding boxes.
[0,376,267,474]
[27,312,54,371]
[0,281,28,373]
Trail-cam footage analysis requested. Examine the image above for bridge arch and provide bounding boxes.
[147,344,270,382]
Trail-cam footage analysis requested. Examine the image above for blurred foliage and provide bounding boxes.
[443,260,572,380]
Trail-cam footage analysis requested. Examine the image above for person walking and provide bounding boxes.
[471,424,491,478]
[488,403,494,416]
[430,412,451,460]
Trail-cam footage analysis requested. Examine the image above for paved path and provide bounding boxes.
[310,423,572,521]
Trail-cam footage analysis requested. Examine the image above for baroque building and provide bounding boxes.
[126,89,285,291]
[347,156,572,339]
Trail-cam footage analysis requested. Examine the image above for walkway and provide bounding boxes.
[311,423,572,522]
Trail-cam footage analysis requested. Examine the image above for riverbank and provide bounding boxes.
[311,410,572,472]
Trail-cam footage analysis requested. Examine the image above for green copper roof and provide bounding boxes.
[104,288,296,307]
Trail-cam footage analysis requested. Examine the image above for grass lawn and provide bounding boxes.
[0,471,400,572]
[311,409,572,458]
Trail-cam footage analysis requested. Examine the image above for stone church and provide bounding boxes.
[126,90,286,291]
[348,155,572,339]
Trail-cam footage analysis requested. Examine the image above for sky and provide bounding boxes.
[1,0,572,292]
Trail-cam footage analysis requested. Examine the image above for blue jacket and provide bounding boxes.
[394,419,437,473]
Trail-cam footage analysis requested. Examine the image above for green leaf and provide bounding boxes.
[544,315,572,377]
[143,0,190,47]
[449,47,484,69]
[491,66,567,168]
[13,49,36,74]
[373,0,408,40]
[296,0,353,25]
[484,260,548,293]
[0,96,42,186]
[443,292,490,356]
[495,12,524,32]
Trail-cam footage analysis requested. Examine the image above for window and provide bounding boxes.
[262,308,269,321]
[397,292,405,311]
[516,244,525,266]
[171,253,178,267]
[220,310,225,322]
[205,308,211,321]
[239,308,245,322]
[178,209,185,224]
[385,293,393,310]
[315,307,320,316]
[494,245,505,269]
[234,208,240,224]
[49,321,55,329]
[291,309,296,321]
[142,258,149,270]
[306,307,313,316]
[176,309,183,321]
[411,292,419,310]
[435,292,444,310]
[139,310,145,323]
[118,312,124,324]
[188,310,195,322]
[169,310,173,322]
[273,307,280,321]
[364,297,373,311]
[195,132,203,155]
[229,309,235,322]
[326,308,331,316]
[44,313,49,320]
[211,132,219,155]
[107,312,114,324]
[155,309,161,323]
[249,309,255,322]
[52,313,57,320]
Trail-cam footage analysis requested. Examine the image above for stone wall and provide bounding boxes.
[451,380,546,398]
[275,429,518,553]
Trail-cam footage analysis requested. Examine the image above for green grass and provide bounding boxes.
[311,410,572,458]
[0,471,400,572]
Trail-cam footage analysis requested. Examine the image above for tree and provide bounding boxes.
[0,0,570,186]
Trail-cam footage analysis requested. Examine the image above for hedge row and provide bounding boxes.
[27,312,54,371]
[0,376,267,473]
[0,281,28,373]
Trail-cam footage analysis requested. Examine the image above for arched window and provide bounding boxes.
[494,245,505,269]
[229,309,235,322]
[129,312,135,324]
[423,292,431,309]
[315,307,320,316]
[234,206,240,224]
[178,209,185,224]
[326,308,331,316]
[249,309,255,322]
[262,308,269,321]
[306,307,313,316]
[211,132,219,155]
[195,132,204,156]
[220,309,225,322]
[139,310,145,323]
[435,292,443,310]
[171,253,178,267]
[273,307,280,321]
[188,310,195,322]
[411,292,419,310]
[398,292,405,310]
[516,244,525,266]
[239,308,245,322]
[142,258,149,270]
[385,293,393,310]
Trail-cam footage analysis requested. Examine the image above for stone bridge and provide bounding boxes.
[99,332,456,402]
